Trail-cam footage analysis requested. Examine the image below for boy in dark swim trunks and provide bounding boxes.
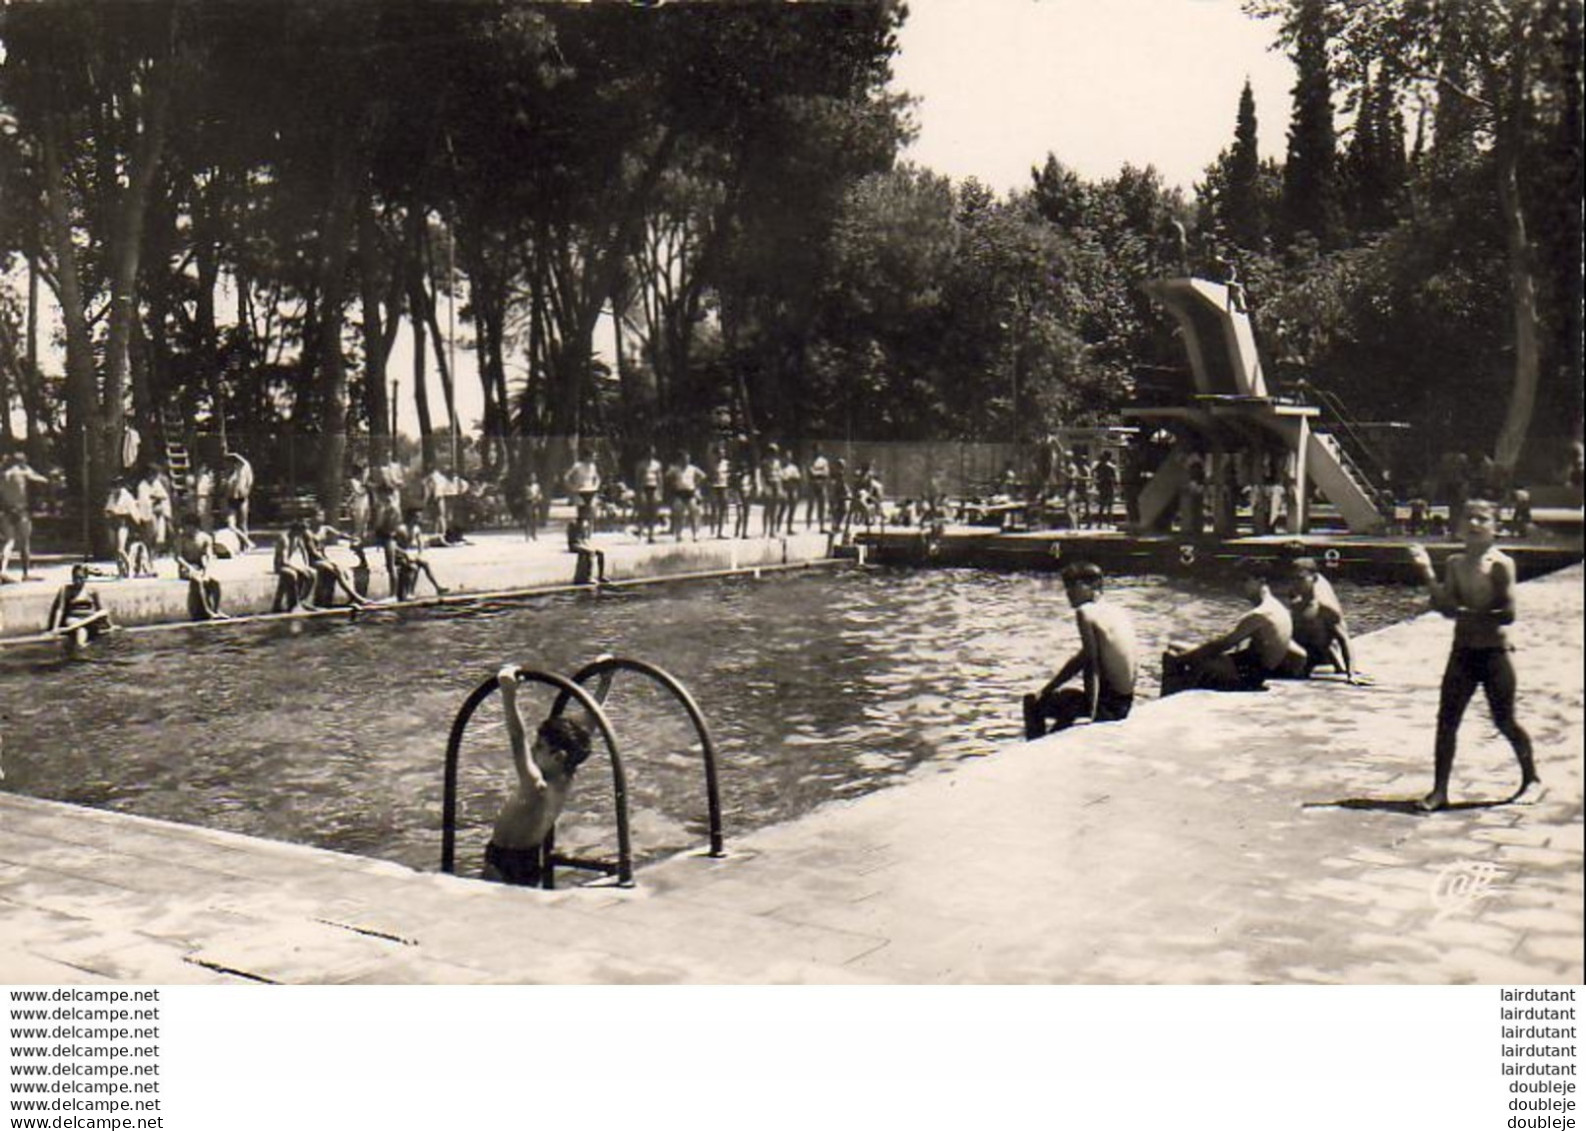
[47,564,112,649]
[483,665,595,886]
[1163,558,1308,693]
[1288,556,1354,682]
[1408,500,1539,811]
[1024,562,1139,738]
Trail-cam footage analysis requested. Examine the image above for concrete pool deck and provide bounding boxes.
[0,520,839,640]
[0,564,1580,984]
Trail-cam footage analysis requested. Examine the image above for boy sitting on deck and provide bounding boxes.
[272,524,318,612]
[1162,559,1308,694]
[175,512,227,621]
[393,510,447,600]
[1024,561,1138,739]
[483,665,595,887]
[1288,556,1355,683]
[301,507,371,609]
[1407,500,1539,812]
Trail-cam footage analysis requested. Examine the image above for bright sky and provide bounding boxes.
[891,0,1296,195]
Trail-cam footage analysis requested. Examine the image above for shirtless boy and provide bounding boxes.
[1408,500,1539,811]
[1024,562,1139,738]
[175,512,227,620]
[1288,557,1354,682]
[299,508,371,607]
[1164,559,1308,693]
[483,665,595,887]
[48,565,112,649]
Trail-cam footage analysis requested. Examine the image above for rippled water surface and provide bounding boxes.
[1,567,1423,876]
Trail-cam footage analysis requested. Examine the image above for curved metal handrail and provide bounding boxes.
[557,655,726,858]
[442,666,633,886]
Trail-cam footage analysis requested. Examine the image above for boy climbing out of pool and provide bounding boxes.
[1288,556,1355,683]
[1163,558,1308,693]
[1023,561,1138,739]
[483,665,595,887]
[47,564,113,649]
[1407,500,1539,812]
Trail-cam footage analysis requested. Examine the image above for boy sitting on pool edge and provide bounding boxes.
[1163,558,1308,694]
[483,665,595,887]
[1023,561,1138,739]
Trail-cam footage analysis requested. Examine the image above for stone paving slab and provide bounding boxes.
[0,566,1579,985]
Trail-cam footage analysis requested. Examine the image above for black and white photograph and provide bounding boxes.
[0,0,1580,1123]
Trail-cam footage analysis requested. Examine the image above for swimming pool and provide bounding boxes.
[0,567,1425,878]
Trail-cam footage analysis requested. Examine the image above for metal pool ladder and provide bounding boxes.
[440,655,726,889]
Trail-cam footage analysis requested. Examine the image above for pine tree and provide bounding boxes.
[1281,0,1341,247]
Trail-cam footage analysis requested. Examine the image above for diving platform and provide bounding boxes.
[1127,277,1389,534]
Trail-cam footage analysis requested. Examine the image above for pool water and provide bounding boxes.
[0,567,1424,877]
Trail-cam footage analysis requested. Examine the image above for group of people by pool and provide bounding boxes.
[556,440,893,548]
[1021,497,1539,816]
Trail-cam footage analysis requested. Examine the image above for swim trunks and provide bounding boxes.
[485,841,545,886]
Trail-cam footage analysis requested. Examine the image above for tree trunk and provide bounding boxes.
[1492,145,1539,475]
[314,151,360,511]
[357,190,398,467]
[40,116,107,554]
[102,61,173,509]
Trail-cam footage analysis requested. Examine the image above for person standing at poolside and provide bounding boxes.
[223,451,256,552]
[732,436,756,539]
[1163,559,1308,693]
[564,446,601,528]
[707,442,732,539]
[1407,500,1539,811]
[193,462,216,533]
[520,471,544,541]
[346,464,373,544]
[635,444,663,544]
[779,454,802,535]
[806,444,831,532]
[759,444,784,537]
[666,450,706,542]
[1,452,50,581]
[1092,450,1118,528]
[483,665,595,887]
[1023,562,1139,739]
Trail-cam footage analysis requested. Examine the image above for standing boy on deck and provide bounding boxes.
[1023,562,1139,739]
[1,452,50,581]
[1163,559,1308,693]
[483,665,595,887]
[1407,500,1539,811]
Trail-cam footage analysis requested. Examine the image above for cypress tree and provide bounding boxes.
[1281,0,1341,247]
[1226,79,1265,249]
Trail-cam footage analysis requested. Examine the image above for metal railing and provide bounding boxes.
[442,666,633,887]
[441,655,725,889]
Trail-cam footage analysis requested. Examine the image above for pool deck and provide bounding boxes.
[1,557,1579,984]
[0,520,839,641]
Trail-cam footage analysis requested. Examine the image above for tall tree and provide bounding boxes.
[1280,0,1342,248]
